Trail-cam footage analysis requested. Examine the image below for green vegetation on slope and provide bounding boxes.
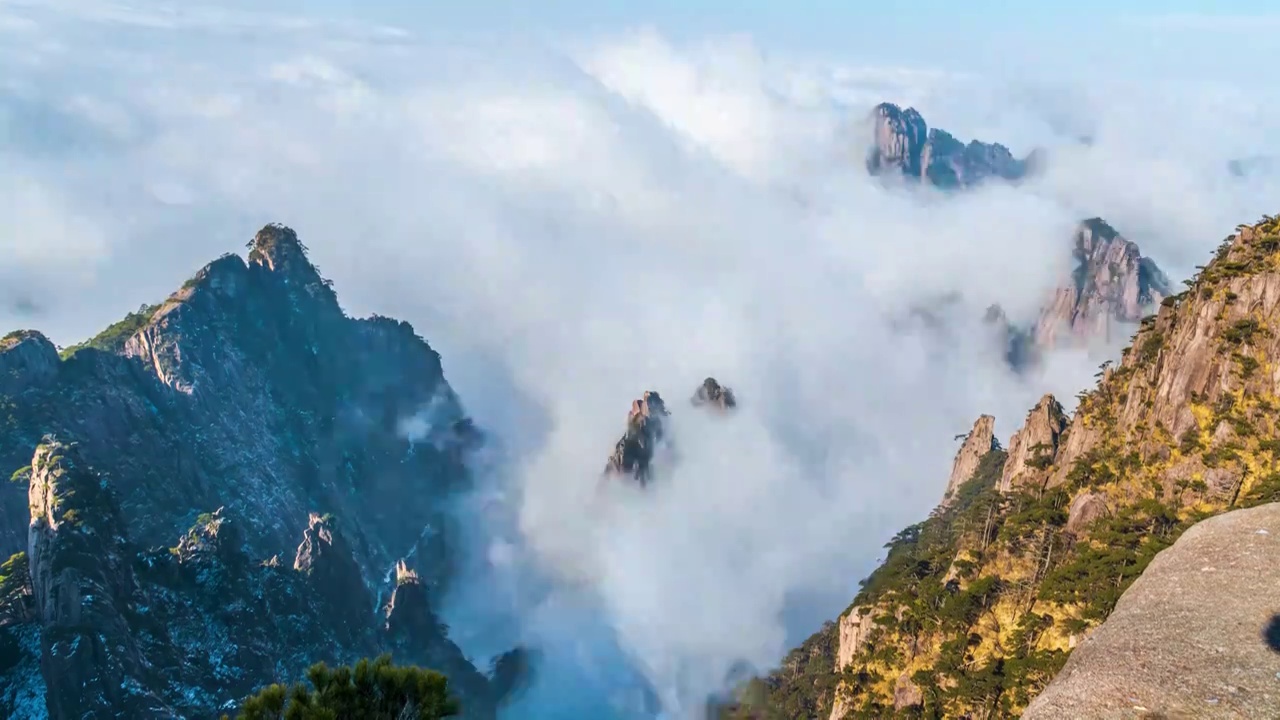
[60,303,160,359]
[728,213,1280,719]
[0,552,30,624]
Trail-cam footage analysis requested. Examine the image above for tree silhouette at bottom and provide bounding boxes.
[226,654,460,720]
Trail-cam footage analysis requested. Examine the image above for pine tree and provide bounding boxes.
[225,654,459,720]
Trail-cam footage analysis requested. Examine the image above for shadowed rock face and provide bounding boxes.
[604,379,740,487]
[865,102,1035,189]
[692,377,737,411]
[27,439,173,719]
[0,224,513,718]
[1024,502,1280,719]
[604,390,671,486]
[0,331,58,396]
[383,561,497,717]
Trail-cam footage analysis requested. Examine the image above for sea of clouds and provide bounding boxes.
[3,2,1280,717]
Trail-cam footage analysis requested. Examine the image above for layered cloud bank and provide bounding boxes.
[4,2,1280,718]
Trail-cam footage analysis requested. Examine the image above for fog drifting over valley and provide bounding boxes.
[4,2,1280,717]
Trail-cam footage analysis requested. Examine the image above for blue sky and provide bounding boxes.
[323,0,1277,82]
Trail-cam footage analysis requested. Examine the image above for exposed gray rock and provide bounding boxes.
[1024,502,1280,719]
[27,439,173,719]
[1065,491,1111,534]
[999,394,1068,493]
[0,331,58,396]
[893,671,923,710]
[943,415,996,502]
[827,606,877,720]
[865,102,1034,189]
[604,391,670,486]
[1033,218,1170,350]
[692,377,737,411]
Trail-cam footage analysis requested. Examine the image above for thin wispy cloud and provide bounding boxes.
[3,2,1280,718]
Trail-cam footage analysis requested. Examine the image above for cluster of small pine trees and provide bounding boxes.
[225,654,458,720]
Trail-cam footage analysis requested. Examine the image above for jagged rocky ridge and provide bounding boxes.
[865,102,1038,189]
[0,225,519,718]
[725,213,1280,719]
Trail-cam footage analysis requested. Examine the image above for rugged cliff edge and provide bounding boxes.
[0,224,512,718]
[1023,501,1280,720]
[726,213,1280,719]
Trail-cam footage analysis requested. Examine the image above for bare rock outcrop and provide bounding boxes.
[604,391,670,485]
[835,606,874,670]
[865,102,1034,189]
[294,512,373,644]
[1023,502,1280,719]
[1033,218,1170,350]
[828,606,876,720]
[27,438,173,719]
[383,561,497,717]
[943,415,997,501]
[691,377,737,411]
[1065,491,1111,534]
[0,331,58,396]
[998,394,1068,493]
[893,671,923,710]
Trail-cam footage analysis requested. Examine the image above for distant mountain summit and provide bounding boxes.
[863,104,1170,363]
[1032,217,1170,348]
[865,102,1038,189]
[980,217,1172,368]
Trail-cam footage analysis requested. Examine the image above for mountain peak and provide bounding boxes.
[691,377,737,411]
[943,414,997,502]
[0,330,58,393]
[865,101,1033,189]
[604,390,670,485]
[247,223,311,274]
[1033,219,1170,348]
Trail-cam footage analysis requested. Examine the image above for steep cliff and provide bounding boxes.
[1032,218,1171,350]
[0,224,510,718]
[728,212,1280,719]
[998,395,1068,494]
[943,416,996,503]
[865,103,1036,189]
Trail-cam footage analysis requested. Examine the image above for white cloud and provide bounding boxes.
[3,2,1280,717]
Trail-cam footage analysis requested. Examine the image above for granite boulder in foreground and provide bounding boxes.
[1023,502,1280,720]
